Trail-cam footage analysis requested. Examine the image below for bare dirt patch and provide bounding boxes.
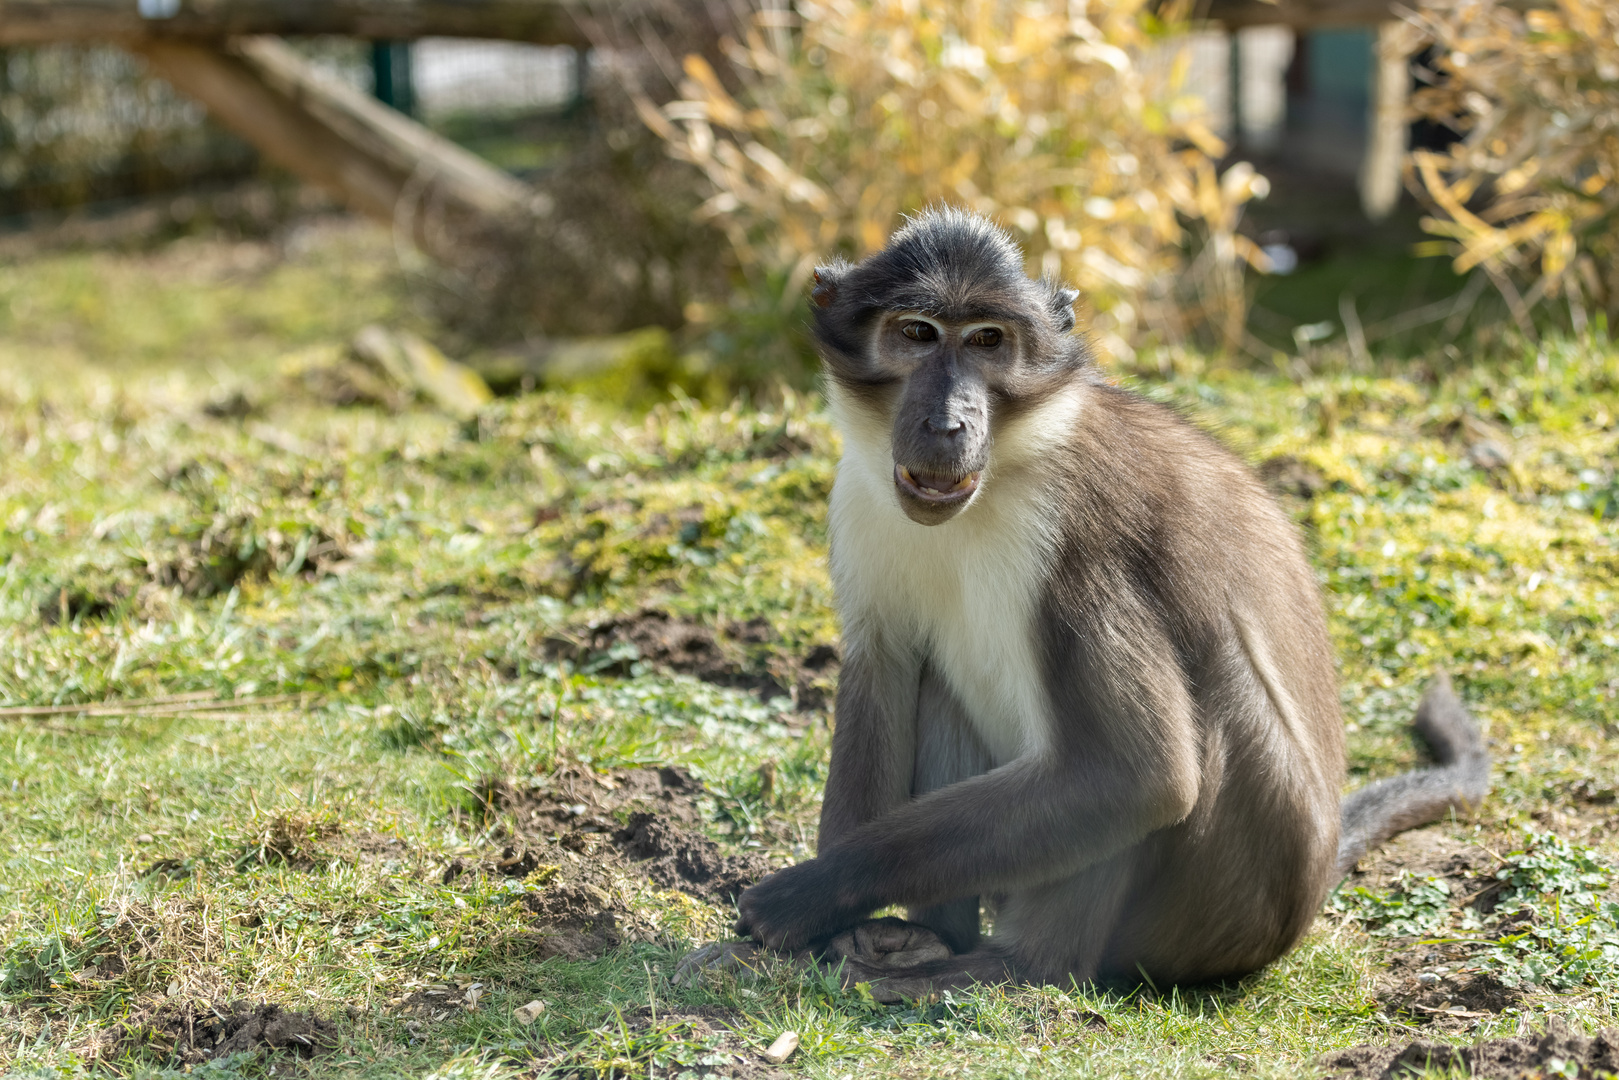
[618,810,769,904]
[1337,826,1526,1024]
[395,978,494,1020]
[448,765,773,961]
[113,1000,337,1066]
[544,609,837,710]
[1320,1019,1619,1079]
[1375,959,1522,1027]
[1341,826,1490,892]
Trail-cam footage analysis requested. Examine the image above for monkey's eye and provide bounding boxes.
[900,321,938,342]
[967,327,1002,347]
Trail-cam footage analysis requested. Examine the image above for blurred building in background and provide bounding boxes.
[1185,26,1382,177]
[412,40,578,118]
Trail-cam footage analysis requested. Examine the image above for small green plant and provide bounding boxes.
[0,931,90,998]
[1329,871,1454,938]
[1332,835,1619,990]
[1471,833,1619,990]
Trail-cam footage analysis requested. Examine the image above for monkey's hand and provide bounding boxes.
[734,857,872,951]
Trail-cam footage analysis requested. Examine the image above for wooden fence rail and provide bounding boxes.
[0,0,593,47]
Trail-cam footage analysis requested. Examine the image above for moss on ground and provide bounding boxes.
[0,220,1616,1078]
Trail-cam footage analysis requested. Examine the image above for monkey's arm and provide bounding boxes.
[738,671,1201,950]
[815,632,922,851]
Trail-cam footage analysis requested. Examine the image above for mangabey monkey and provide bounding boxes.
[716,208,1488,998]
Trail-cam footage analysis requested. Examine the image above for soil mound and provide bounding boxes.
[1321,1019,1619,1079]
[449,764,774,960]
[544,609,837,710]
[618,810,772,904]
[1376,965,1522,1022]
[474,763,708,829]
[117,1000,337,1065]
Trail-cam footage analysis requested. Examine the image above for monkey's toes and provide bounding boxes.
[826,916,952,971]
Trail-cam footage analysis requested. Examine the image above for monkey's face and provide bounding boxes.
[877,312,1001,526]
[809,209,1091,526]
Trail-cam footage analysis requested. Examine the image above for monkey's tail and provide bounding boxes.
[1335,672,1489,878]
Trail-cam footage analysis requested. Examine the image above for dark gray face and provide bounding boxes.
[877,313,1006,525]
[809,208,1092,526]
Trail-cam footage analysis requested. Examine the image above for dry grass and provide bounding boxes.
[1408,0,1619,335]
[2,216,1618,1079]
[637,0,1272,358]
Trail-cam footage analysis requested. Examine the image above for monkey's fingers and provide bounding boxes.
[734,861,847,950]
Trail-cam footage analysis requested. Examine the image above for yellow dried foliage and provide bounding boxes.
[1407,0,1619,333]
[638,0,1272,355]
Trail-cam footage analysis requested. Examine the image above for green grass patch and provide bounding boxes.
[1,221,1617,1077]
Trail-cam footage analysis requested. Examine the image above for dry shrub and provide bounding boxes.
[1407,0,1619,335]
[418,0,748,345]
[424,129,734,343]
[636,0,1272,355]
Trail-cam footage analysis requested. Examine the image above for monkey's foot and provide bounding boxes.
[678,920,1001,1004]
[821,918,1015,1004]
[822,918,962,1004]
[825,917,952,971]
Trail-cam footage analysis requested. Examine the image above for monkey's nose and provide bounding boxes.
[924,416,966,437]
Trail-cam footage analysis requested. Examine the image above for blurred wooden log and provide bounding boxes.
[129,36,537,265]
[1360,20,1424,219]
[0,0,592,47]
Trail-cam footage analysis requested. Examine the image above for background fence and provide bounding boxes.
[0,38,584,222]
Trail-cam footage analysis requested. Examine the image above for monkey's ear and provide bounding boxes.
[1047,283,1080,332]
[811,264,844,308]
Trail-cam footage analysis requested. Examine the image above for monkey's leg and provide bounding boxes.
[815,635,921,849]
[825,850,1140,999]
[736,726,1196,950]
[987,848,1138,986]
[823,851,1140,1001]
[906,665,993,953]
[735,623,1199,951]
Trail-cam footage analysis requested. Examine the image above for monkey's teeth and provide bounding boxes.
[897,466,980,499]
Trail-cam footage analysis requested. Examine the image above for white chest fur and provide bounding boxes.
[826,385,1081,765]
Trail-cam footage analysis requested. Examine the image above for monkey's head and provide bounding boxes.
[810,207,1089,526]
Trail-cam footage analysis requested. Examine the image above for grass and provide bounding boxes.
[0,215,1617,1079]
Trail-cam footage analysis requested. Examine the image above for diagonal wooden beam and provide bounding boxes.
[129,36,538,265]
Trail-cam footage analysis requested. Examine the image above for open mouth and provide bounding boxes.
[895,464,981,503]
